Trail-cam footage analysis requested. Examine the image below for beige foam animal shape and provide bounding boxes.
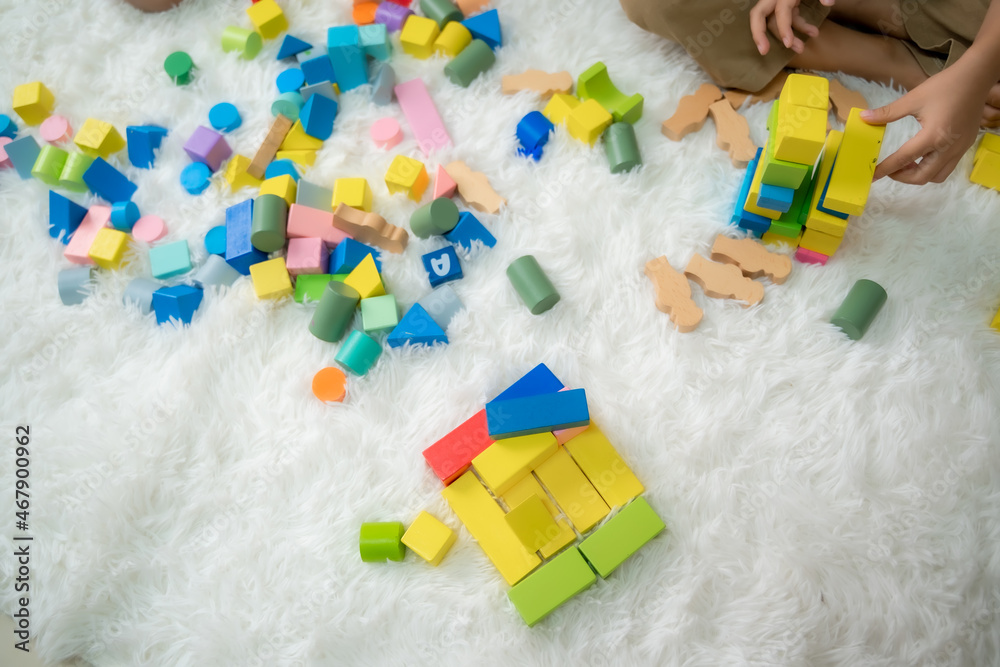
[661,83,722,141]
[708,100,757,167]
[828,78,868,124]
[501,70,574,99]
[723,70,789,109]
[444,161,505,214]
[333,204,408,254]
[684,253,764,307]
[644,256,703,332]
[710,235,792,285]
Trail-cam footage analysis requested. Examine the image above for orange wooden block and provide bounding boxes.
[661,83,722,141]
[828,78,868,124]
[332,203,409,254]
[353,2,378,24]
[249,114,293,179]
[708,100,756,167]
[710,235,792,285]
[444,161,505,214]
[456,0,490,16]
[723,70,789,109]
[644,256,703,333]
[501,70,574,99]
[312,367,347,403]
[684,253,764,307]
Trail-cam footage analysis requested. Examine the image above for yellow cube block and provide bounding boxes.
[773,100,827,165]
[275,149,317,167]
[12,82,55,126]
[88,228,129,269]
[504,495,560,552]
[745,146,783,221]
[501,475,576,559]
[259,174,297,205]
[533,447,609,533]
[280,120,324,151]
[562,425,644,509]
[343,254,385,299]
[799,226,843,256]
[249,257,293,299]
[400,15,440,59]
[824,107,886,216]
[543,93,581,126]
[74,119,126,159]
[246,0,288,40]
[991,304,1000,331]
[434,21,472,57]
[566,98,613,146]
[401,511,456,566]
[472,432,558,496]
[333,178,373,212]
[761,231,799,250]
[970,147,1000,191]
[978,132,1000,156]
[385,155,429,201]
[223,155,263,192]
[780,73,829,110]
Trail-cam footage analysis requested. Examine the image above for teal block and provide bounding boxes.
[361,294,398,333]
[149,240,192,279]
[758,183,793,213]
[336,330,382,375]
[507,548,596,626]
[359,23,391,61]
[578,497,665,578]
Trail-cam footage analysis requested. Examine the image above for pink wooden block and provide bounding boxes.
[393,78,451,156]
[432,164,457,199]
[0,137,12,169]
[370,117,402,150]
[40,115,73,144]
[794,246,829,265]
[285,237,329,276]
[132,215,168,243]
[286,204,350,247]
[64,206,111,265]
[554,425,588,445]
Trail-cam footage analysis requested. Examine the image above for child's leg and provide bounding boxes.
[124,0,183,11]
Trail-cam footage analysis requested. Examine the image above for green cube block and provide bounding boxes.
[361,294,398,333]
[507,547,597,627]
[294,274,333,303]
[149,240,192,279]
[578,497,665,578]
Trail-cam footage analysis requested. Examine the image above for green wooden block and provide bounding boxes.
[506,255,560,315]
[294,274,333,303]
[59,153,94,193]
[507,547,597,627]
[830,279,887,340]
[768,219,802,239]
[761,104,810,189]
[578,497,665,578]
[604,122,641,174]
[361,294,398,333]
[31,145,68,186]
[774,172,812,230]
[165,51,195,85]
[359,521,406,562]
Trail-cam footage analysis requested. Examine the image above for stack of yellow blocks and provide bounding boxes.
[971,133,1000,191]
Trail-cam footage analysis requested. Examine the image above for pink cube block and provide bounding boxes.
[64,205,111,265]
[286,204,350,247]
[285,237,329,276]
[794,247,830,265]
[183,126,232,172]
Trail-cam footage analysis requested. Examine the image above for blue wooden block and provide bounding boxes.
[461,9,502,50]
[48,190,88,244]
[180,162,212,195]
[299,93,338,141]
[300,81,337,103]
[126,125,168,169]
[516,143,545,160]
[208,103,242,133]
[327,26,368,91]
[330,238,381,274]
[486,388,589,439]
[516,111,553,156]
[83,157,137,202]
[110,200,140,231]
[386,303,448,348]
[444,211,496,252]
[276,68,306,94]
[265,159,300,182]
[492,363,564,403]
[758,183,793,213]
[817,157,851,219]
[300,52,336,86]
[204,225,227,256]
[0,114,17,139]
[224,199,267,275]
[358,23,391,61]
[149,240,192,279]
[152,284,203,326]
[731,147,772,234]
[421,246,463,288]
[5,136,40,179]
[277,34,312,60]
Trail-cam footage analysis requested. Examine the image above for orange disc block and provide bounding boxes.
[313,367,347,403]
[353,2,379,24]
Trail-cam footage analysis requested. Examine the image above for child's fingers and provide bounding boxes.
[874,134,930,181]
[774,2,795,48]
[861,99,911,126]
[791,12,819,38]
[749,1,775,54]
[928,153,963,184]
[888,151,939,185]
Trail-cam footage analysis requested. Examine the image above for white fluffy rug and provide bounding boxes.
[2,0,1000,665]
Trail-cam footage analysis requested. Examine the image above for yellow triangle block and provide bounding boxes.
[275,149,316,167]
[224,155,263,191]
[343,254,384,299]
[259,174,297,205]
[280,120,324,151]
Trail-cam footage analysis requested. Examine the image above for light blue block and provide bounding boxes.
[358,24,391,61]
[300,51,336,86]
[335,330,382,375]
[387,303,448,348]
[485,388,589,439]
[757,183,794,213]
[149,240,192,279]
[204,225,227,256]
[225,199,267,275]
[152,284,203,326]
[180,162,212,195]
[327,26,368,91]
[421,246,462,288]
[110,201,140,231]
[276,68,306,94]
[5,136,40,179]
[444,211,496,252]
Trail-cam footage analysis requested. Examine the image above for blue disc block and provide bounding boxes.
[209,103,242,133]
[265,159,300,182]
[335,330,382,376]
[0,114,17,139]
[181,162,212,195]
[276,68,306,94]
[110,201,140,231]
[152,285,204,326]
[204,225,227,256]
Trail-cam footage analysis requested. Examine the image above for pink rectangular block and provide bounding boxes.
[285,237,329,276]
[286,204,350,247]
[64,206,111,265]
[393,78,451,156]
[794,246,830,265]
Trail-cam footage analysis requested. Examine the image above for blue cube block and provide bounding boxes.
[493,363,564,403]
[757,183,794,213]
[421,246,463,288]
[126,125,168,169]
[0,114,18,139]
[83,157,137,202]
[330,238,381,274]
[386,303,448,348]
[300,52,336,86]
[277,34,312,60]
[516,111,554,156]
[358,24,391,61]
[461,9,502,50]
[327,26,368,91]
[5,136,40,179]
[48,191,89,244]
[299,93,338,141]
[444,212,496,252]
[486,388,589,439]
[152,285,204,326]
[149,240,192,279]
[225,199,267,275]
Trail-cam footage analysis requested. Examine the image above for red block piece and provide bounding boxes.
[423,409,494,485]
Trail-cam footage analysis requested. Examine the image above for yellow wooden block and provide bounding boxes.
[385,155,429,201]
[249,257,293,299]
[400,15,440,59]
[401,511,456,566]
[823,107,886,216]
[333,177,373,212]
[799,226,843,256]
[970,148,1000,191]
[246,0,287,40]
[533,447,609,533]
[806,130,851,234]
[434,21,472,57]
[505,495,561,552]
[780,73,829,110]
[991,305,1000,331]
[88,228,129,269]
[543,94,581,126]
[773,100,826,165]
[745,145,783,220]
[259,174,297,206]
[501,475,577,559]
[223,155,263,191]
[343,254,385,299]
[275,149,316,167]
[473,432,558,496]
[563,425,644,509]
[12,82,55,126]
[761,231,799,250]
[441,471,541,585]
[73,119,126,159]
[280,120,324,151]
[977,132,1000,157]
[566,98,612,146]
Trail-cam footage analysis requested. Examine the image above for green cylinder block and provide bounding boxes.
[336,330,382,376]
[410,197,459,239]
[420,0,463,27]
[59,152,93,193]
[31,145,68,186]
[507,255,560,315]
[831,279,887,340]
[164,51,195,85]
[271,92,304,122]
[359,522,406,562]
[443,39,495,88]
[221,26,263,59]
[250,194,288,253]
[309,281,360,343]
[604,122,641,174]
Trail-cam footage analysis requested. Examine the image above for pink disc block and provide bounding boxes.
[370,118,402,150]
[794,246,830,265]
[40,115,73,144]
[0,137,12,169]
[132,215,168,243]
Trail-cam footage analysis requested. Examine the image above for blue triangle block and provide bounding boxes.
[277,34,312,60]
[48,190,89,245]
[387,304,448,349]
[461,9,502,50]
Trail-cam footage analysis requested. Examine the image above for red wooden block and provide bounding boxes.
[423,409,494,485]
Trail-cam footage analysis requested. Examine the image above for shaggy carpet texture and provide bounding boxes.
[2,0,1000,665]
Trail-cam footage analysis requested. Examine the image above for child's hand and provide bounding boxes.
[749,0,835,55]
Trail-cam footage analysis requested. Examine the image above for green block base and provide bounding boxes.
[604,122,641,174]
[578,497,665,578]
[359,522,406,562]
[507,547,596,626]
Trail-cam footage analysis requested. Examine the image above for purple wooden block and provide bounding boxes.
[375,2,412,32]
[183,126,232,172]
